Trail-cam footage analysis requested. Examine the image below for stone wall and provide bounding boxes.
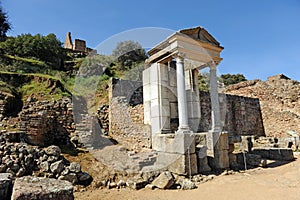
[107,78,265,140]
[199,91,265,137]
[225,75,299,138]
[19,98,75,146]
[108,78,150,150]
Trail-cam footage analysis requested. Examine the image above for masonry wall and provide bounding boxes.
[198,91,265,136]
[107,79,265,140]
[19,98,75,146]
[108,78,150,151]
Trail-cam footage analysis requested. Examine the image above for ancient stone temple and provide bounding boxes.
[143,27,228,174]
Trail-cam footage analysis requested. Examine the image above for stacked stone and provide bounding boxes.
[129,104,144,124]
[97,104,109,135]
[109,97,150,151]
[73,114,96,150]
[19,98,75,146]
[0,134,92,186]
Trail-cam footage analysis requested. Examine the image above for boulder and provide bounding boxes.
[151,171,175,189]
[126,178,148,190]
[177,178,196,190]
[44,145,61,156]
[11,176,74,200]
[69,162,81,173]
[58,173,78,185]
[77,172,93,186]
[39,161,49,172]
[50,160,65,174]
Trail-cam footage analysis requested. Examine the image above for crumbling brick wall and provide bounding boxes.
[19,98,75,146]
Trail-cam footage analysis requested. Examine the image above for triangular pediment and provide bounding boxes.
[179,27,221,47]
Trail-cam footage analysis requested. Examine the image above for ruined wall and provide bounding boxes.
[19,98,75,146]
[73,39,86,52]
[108,78,150,151]
[107,79,265,140]
[198,91,265,137]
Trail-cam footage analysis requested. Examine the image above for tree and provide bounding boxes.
[0,4,10,42]
[112,40,147,69]
[0,33,66,68]
[220,73,247,86]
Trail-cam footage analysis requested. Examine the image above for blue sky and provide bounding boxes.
[3,0,300,81]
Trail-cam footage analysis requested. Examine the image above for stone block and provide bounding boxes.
[150,117,161,134]
[252,148,294,161]
[152,133,195,154]
[170,102,178,118]
[151,171,174,189]
[11,176,74,200]
[215,132,229,151]
[143,101,151,125]
[156,152,198,175]
[208,150,229,169]
[196,152,211,173]
[150,84,159,100]
[0,173,12,200]
[149,63,159,83]
[159,64,169,81]
[195,132,207,146]
[143,84,151,102]
[142,68,150,85]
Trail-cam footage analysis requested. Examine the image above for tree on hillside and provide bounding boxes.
[0,33,66,68]
[112,40,147,69]
[0,3,10,42]
[220,73,247,86]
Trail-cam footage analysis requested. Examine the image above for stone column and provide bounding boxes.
[176,56,190,132]
[209,65,222,131]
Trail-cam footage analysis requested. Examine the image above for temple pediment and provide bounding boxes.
[179,26,221,48]
[147,26,224,66]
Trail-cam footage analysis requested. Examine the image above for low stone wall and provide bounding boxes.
[107,78,265,140]
[19,98,75,146]
[199,91,265,137]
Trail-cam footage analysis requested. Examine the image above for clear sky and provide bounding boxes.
[2,0,300,81]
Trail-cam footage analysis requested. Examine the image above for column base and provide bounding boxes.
[176,126,192,134]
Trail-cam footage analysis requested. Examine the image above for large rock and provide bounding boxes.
[50,160,65,174]
[77,172,93,186]
[69,162,81,173]
[11,176,74,200]
[58,173,78,185]
[151,171,175,189]
[0,173,13,200]
[44,145,61,156]
[177,178,197,190]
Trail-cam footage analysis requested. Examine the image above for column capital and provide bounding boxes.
[175,52,185,63]
[209,63,217,70]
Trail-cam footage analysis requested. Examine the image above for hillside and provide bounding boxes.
[225,74,300,138]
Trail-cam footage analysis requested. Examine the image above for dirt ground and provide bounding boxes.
[75,155,300,200]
